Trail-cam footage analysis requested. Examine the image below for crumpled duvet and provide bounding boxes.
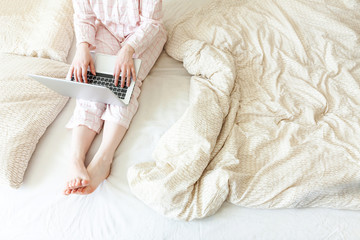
[128,0,360,220]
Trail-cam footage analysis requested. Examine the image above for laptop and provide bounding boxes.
[29,52,141,106]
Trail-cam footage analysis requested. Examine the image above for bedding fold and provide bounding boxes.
[128,0,360,220]
[0,54,69,188]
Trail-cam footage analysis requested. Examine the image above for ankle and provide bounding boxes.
[94,150,114,164]
[71,152,86,163]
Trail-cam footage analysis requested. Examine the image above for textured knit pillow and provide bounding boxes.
[0,53,69,188]
[0,0,74,62]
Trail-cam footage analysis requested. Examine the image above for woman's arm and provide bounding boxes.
[113,0,165,87]
[73,0,97,49]
[67,0,97,83]
[114,44,136,88]
[123,0,165,56]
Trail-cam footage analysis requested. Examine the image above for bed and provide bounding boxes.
[1,0,360,239]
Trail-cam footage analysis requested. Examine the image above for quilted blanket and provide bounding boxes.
[128,0,360,220]
[0,54,69,188]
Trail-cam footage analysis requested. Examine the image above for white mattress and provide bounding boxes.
[1,42,360,239]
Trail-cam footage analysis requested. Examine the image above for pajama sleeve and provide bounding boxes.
[123,0,165,56]
[72,0,97,49]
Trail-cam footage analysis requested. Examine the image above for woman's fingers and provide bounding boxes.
[77,67,83,83]
[114,67,120,87]
[121,66,126,88]
[127,68,131,87]
[67,66,74,80]
[74,68,78,82]
[90,59,96,76]
[72,65,89,83]
[69,44,94,83]
[82,65,88,83]
[131,66,136,82]
[114,63,136,87]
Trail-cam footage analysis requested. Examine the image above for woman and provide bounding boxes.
[64,0,167,195]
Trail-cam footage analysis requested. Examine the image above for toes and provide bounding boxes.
[71,179,76,188]
[81,179,89,186]
[67,179,81,189]
[64,188,78,195]
[78,178,83,187]
[65,177,89,194]
[64,188,71,195]
[76,178,81,187]
[75,187,85,194]
[70,179,81,189]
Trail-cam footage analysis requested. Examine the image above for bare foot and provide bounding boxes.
[64,156,90,195]
[76,151,113,195]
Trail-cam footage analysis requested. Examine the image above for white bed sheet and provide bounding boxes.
[1,44,360,239]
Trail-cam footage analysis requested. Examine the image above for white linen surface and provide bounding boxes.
[0,50,360,239]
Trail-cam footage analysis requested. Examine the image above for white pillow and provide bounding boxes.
[162,0,215,31]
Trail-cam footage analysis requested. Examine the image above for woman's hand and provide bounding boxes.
[67,42,96,83]
[114,44,136,87]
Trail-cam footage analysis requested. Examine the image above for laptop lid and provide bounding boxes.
[91,52,141,76]
[29,53,141,107]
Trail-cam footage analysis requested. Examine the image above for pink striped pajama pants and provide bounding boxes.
[66,24,166,133]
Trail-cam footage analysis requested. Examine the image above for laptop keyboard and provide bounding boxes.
[71,71,128,100]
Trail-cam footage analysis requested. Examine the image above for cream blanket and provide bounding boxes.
[0,0,73,188]
[0,54,69,188]
[128,0,360,220]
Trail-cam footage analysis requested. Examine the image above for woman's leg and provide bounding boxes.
[73,79,141,194]
[64,125,97,195]
[77,121,127,194]
[65,99,107,195]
